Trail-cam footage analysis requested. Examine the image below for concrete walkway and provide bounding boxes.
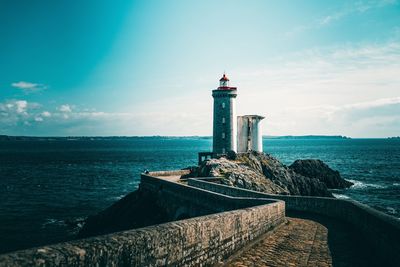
[223,213,383,267]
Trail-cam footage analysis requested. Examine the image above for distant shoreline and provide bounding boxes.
[0,135,398,141]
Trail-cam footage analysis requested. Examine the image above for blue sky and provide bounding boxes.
[1,0,399,137]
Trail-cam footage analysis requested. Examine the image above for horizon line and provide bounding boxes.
[1,134,399,139]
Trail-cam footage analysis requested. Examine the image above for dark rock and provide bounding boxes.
[226,150,237,160]
[289,159,353,189]
[78,189,169,238]
[195,151,333,197]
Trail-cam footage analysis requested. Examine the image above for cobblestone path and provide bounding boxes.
[224,218,332,267]
[223,214,385,267]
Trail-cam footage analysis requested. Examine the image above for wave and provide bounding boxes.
[386,207,397,215]
[41,218,65,228]
[42,217,86,229]
[347,179,386,189]
[109,194,125,201]
[332,193,351,200]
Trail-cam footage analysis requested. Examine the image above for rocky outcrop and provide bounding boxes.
[197,157,289,194]
[289,159,353,189]
[78,189,169,238]
[194,151,333,197]
[79,153,350,238]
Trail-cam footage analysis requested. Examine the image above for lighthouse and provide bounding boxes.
[200,73,265,163]
[212,74,237,154]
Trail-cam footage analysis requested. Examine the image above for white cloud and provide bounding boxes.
[0,100,41,131]
[0,97,211,136]
[11,81,47,92]
[342,97,400,110]
[262,97,400,137]
[236,41,400,99]
[15,100,28,114]
[1,40,399,137]
[41,111,51,117]
[284,0,398,37]
[58,104,72,113]
[320,0,398,25]
[0,94,399,137]
[226,40,400,137]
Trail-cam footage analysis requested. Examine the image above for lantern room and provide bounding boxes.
[219,73,230,88]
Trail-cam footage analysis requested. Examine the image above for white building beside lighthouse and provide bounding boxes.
[237,115,265,153]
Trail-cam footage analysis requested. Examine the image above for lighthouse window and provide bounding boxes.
[222,117,226,123]
[222,102,225,109]
[222,133,225,139]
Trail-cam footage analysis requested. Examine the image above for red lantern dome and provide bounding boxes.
[218,73,236,90]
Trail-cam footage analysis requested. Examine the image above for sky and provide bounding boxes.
[0,0,399,137]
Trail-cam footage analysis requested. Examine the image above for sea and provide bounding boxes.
[0,137,399,254]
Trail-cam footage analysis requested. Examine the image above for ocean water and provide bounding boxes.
[0,137,399,253]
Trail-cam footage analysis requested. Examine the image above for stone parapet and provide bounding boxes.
[0,174,285,267]
[187,178,400,266]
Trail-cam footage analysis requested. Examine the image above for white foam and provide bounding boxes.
[41,218,65,228]
[109,194,125,201]
[386,207,397,215]
[332,193,351,200]
[347,179,386,189]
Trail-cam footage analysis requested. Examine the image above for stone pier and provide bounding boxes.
[0,171,399,267]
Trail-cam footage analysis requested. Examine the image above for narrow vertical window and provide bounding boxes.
[222,117,226,124]
[222,102,225,109]
[222,133,225,139]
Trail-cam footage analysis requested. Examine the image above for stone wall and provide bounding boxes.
[146,169,190,177]
[0,175,285,267]
[187,178,400,266]
[0,204,285,267]
[140,173,284,220]
[4,172,398,266]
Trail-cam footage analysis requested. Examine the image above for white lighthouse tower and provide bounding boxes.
[212,74,237,154]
